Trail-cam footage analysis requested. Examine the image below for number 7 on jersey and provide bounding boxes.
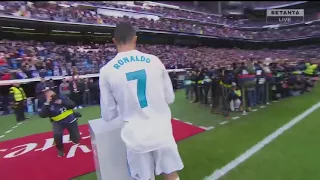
[126,69,148,108]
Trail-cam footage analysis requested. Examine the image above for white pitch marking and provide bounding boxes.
[173,118,181,121]
[219,121,228,125]
[185,122,193,125]
[242,112,248,116]
[260,106,266,108]
[252,109,258,112]
[204,101,320,180]
[199,126,215,131]
[232,116,240,120]
[0,135,5,138]
[5,130,12,134]
[12,126,18,129]
[17,122,23,125]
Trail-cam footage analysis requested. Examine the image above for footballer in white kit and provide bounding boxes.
[99,22,184,180]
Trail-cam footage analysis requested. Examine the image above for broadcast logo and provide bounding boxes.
[266,9,304,24]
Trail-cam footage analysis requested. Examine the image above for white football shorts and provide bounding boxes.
[126,142,184,180]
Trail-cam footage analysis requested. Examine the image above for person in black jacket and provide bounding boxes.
[81,78,92,106]
[90,79,100,105]
[190,69,198,103]
[39,88,81,157]
[184,71,192,99]
[69,76,82,109]
[35,77,47,111]
[196,68,205,103]
[170,71,178,92]
[47,78,58,94]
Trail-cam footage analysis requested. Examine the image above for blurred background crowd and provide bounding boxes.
[0,1,319,40]
[0,40,319,80]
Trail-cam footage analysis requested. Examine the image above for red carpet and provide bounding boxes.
[0,119,205,180]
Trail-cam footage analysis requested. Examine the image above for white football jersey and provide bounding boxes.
[99,50,175,153]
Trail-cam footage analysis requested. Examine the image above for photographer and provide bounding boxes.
[197,68,205,104]
[184,71,192,99]
[211,68,222,113]
[235,61,256,111]
[39,87,81,157]
[255,61,267,105]
[202,69,212,105]
[170,71,178,92]
[190,69,198,103]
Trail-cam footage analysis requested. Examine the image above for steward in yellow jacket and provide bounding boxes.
[9,82,27,122]
[39,88,81,157]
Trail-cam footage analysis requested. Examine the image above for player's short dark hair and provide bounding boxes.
[113,22,137,45]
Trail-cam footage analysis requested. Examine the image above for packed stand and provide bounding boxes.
[0,2,319,40]
[152,1,218,14]
[0,40,320,81]
[247,1,298,8]
[0,40,114,81]
[1,48,319,119]
[68,1,317,27]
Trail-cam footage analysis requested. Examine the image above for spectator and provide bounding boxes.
[39,69,47,78]
[15,68,28,79]
[81,78,92,106]
[53,66,61,76]
[59,78,71,98]
[70,76,82,109]
[89,78,100,105]
[35,77,47,111]
[48,78,57,94]
[1,70,12,80]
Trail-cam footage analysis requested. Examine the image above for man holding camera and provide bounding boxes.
[39,87,81,157]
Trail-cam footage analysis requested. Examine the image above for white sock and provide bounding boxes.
[175,177,180,180]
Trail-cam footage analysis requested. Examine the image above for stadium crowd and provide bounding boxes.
[0,40,320,81]
[1,49,318,118]
[0,1,319,120]
[0,38,319,118]
[0,1,319,40]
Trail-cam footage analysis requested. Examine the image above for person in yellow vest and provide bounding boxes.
[304,62,318,76]
[9,82,27,122]
[39,88,81,157]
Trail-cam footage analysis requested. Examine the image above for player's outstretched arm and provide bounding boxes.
[99,69,118,122]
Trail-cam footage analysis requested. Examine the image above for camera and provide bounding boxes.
[74,112,82,118]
